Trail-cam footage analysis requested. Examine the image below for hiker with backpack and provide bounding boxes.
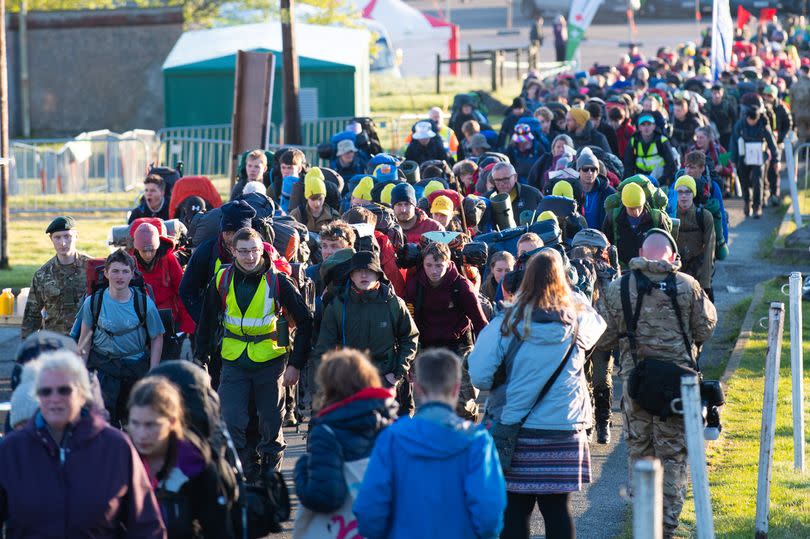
[127,375,236,538]
[22,216,91,339]
[729,104,778,218]
[565,108,612,154]
[131,223,195,356]
[293,348,397,538]
[390,183,445,244]
[77,249,165,426]
[405,121,451,165]
[603,181,673,269]
[576,148,616,230]
[354,349,507,539]
[623,114,679,186]
[129,174,170,224]
[231,149,270,200]
[194,227,313,481]
[468,250,606,539]
[332,139,368,182]
[289,168,340,233]
[672,176,716,301]
[311,250,419,415]
[679,151,729,255]
[403,242,488,421]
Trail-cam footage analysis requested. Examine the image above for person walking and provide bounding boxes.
[730,105,778,218]
[354,348,507,539]
[469,249,606,539]
[0,350,166,538]
[22,216,91,338]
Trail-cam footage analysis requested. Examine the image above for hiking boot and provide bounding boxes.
[744,205,751,217]
[753,207,762,219]
[283,409,298,427]
[259,453,283,484]
[596,420,611,444]
[769,195,780,207]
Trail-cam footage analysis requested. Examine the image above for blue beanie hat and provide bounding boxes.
[390,183,416,206]
[220,200,256,232]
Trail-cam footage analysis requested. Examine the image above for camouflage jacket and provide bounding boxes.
[596,257,717,377]
[21,253,90,338]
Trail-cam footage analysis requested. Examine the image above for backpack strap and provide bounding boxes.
[619,271,646,366]
[661,272,699,371]
[266,270,281,316]
[216,265,234,311]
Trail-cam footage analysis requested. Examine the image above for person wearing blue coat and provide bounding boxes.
[354,349,506,539]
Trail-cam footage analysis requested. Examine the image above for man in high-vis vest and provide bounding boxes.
[195,227,313,480]
[623,114,678,186]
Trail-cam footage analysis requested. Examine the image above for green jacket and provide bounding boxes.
[313,283,419,380]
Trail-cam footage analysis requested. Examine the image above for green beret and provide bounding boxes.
[45,216,75,235]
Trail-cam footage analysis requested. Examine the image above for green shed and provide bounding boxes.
[162,21,370,128]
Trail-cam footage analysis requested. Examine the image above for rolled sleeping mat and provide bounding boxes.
[490,192,516,230]
[400,160,421,184]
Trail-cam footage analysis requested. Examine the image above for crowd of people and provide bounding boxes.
[2,13,808,539]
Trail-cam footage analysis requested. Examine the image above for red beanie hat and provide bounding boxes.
[133,223,160,251]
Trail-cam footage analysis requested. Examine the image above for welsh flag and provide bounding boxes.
[565,0,605,61]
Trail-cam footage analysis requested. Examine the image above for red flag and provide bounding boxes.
[736,5,751,29]
[760,8,777,22]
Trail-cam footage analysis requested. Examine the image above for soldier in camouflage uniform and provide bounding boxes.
[21,217,90,339]
[597,229,716,538]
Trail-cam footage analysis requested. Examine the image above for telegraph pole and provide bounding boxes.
[280,0,301,145]
[0,0,10,268]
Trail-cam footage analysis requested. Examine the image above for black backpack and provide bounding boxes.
[147,163,183,202]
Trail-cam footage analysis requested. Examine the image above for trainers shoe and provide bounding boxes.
[596,421,611,444]
[753,207,762,219]
[283,410,298,427]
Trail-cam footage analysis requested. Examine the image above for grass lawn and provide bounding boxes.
[0,214,124,290]
[676,277,810,538]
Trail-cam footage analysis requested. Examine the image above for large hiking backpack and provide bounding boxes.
[604,174,669,216]
[272,216,310,263]
[148,164,183,201]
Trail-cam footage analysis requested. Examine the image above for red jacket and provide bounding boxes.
[403,208,444,244]
[614,120,636,159]
[375,231,406,297]
[403,264,487,347]
[0,410,165,538]
[134,238,195,334]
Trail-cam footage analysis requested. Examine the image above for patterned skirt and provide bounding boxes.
[504,429,591,494]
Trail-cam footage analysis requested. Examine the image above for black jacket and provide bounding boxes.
[294,388,397,513]
[194,257,313,369]
[570,121,611,154]
[180,236,233,323]
[596,118,620,156]
[404,137,450,165]
[730,117,779,168]
[706,98,738,137]
[129,198,170,224]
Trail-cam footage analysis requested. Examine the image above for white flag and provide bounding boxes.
[711,0,733,80]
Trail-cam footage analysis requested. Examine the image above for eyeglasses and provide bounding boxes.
[37,385,73,398]
[236,247,262,256]
[491,176,513,182]
[580,167,598,173]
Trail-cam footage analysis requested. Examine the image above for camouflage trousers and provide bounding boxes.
[621,383,688,533]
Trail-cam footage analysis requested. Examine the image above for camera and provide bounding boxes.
[395,231,489,271]
[700,379,725,440]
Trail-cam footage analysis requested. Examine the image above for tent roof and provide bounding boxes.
[348,0,452,41]
[163,21,369,71]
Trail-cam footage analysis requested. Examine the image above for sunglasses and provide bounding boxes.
[580,167,598,173]
[37,385,73,398]
[491,176,513,182]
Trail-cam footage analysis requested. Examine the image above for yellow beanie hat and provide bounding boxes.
[674,175,697,196]
[569,108,590,129]
[537,210,558,224]
[621,182,646,208]
[352,176,374,202]
[380,183,396,206]
[423,180,444,199]
[304,168,327,199]
[431,195,455,216]
[552,181,574,199]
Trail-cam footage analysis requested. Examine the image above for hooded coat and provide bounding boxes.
[294,387,397,513]
[0,409,165,539]
[353,402,506,539]
[134,237,195,334]
[402,208,445,244]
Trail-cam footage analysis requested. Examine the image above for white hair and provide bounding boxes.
[33,350,94,405]
[491,162,516,177]
[243,181,267,196]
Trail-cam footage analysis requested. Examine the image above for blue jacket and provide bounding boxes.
[582,175,616,230]
[353,402,506,539]
[294,387,397,513]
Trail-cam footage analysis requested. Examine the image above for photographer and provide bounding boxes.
[596,229,716,537]
[403,242,488,420]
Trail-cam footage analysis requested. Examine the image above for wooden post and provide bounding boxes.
[681,375,716,539]
[280,0,302,145]
[436,54,441,94]
[490,50,497,92]
[633,458,663,539]
[789,272,805,472]
[0,0,10,268]
[755,302,785,539]
[515,49,521,79]
[467,44,473,77]
[499,50,505,88]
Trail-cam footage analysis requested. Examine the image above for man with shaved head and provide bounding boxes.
[595,228,717,538]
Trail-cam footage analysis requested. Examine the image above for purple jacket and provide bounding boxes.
[0,409,166,539]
